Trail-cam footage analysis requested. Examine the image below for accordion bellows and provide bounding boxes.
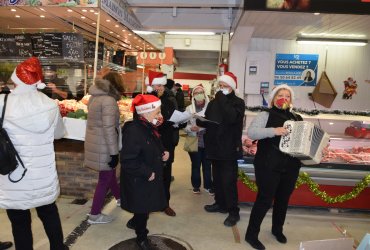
[279,121,330,165]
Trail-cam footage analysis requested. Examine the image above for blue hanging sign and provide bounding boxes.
[274,53,319,86]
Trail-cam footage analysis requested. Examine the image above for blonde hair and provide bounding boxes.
[270,87,292,107]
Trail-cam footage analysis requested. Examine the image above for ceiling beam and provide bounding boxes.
[132,8,233,32]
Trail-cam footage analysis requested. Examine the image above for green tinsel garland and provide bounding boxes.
[245,106,370,117]
[238,170,370,204]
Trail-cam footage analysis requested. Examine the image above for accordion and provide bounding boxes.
[279,121,330,165]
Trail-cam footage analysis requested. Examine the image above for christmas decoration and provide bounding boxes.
[245,106,370,117]
[238,170,370,204]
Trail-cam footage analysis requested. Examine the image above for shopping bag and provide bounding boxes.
[183,136,198,152]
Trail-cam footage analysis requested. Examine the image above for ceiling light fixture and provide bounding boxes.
[133,30,159,35]
[15,15,20,18]
[166,31,215,35]
[40,15,45,18]
[89,9,95,12]
[11,8,16,12]
[296,37,368,47]
[106,19,111,22]
[67,9,73,12]
[81,16,86,19]
[82,9,87,12]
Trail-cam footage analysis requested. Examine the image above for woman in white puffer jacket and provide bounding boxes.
[0,57,67,250]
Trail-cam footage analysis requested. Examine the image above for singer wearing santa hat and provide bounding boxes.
[0,57,68,250]
[245,84,302,250]
[196,72,245,227]
[120,94,169,250]
[145,70,178,217]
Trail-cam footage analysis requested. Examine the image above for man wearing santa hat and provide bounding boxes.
[197,72,245,227]
[145,70,178,217]
[0,57,67,249]
[120,94,168,250]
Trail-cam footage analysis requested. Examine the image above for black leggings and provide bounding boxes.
[7,202,65,250]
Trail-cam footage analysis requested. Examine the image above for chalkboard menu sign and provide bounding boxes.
[0,34,33,58]
[31,33,63,58]
[62,33,84,62]
[14,34,33,58]
[83,40,104,60]
[0,34,16,57]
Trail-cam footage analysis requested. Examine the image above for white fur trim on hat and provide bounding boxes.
[135,100,161,114]
[11,69,46,89]
[151,76,167,86]
[218,74,236,90]
[146,85,154,93]
[268,84,294,106]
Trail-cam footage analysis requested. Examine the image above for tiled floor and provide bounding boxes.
[1,137,369,250]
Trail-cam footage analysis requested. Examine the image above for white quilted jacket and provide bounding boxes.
[0,86,64,210]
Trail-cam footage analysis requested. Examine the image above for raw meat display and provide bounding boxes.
[322,146,370,164]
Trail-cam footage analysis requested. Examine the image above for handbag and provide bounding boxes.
[183,135,198,152]
[0,94,27,183]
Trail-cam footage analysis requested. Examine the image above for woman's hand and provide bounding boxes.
[274,127,288,136]
[190,125,200,132]
[162,151,170,161]
[148,172,155,181]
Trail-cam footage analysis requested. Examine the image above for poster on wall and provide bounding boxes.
[342,77,358,99]
[274,53,319,86]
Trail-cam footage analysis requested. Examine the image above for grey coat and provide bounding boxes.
[84,79,121,171]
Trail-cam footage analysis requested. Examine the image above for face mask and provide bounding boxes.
[220,88,230,95]
[151,116,163,127]
[275,98,290,110]
[194,94,205,101]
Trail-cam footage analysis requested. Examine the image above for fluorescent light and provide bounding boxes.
[166,31,215,35]
[137,65,144,69]
[133,30,159,35]
[296,37,368,47]
[299,32,366,38]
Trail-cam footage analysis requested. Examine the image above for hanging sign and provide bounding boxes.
[274,53,319,86]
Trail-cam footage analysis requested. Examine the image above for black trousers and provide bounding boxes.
[163,162,172,203]
[6,202,65,250]
[133,213,149,242]
[212,160,239,216]
[246,164,299,239]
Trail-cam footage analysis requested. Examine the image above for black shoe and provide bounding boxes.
[0,241,13,250]
[204,203,227,213]
[136,239,153,250]
[272,231,287,243]
[223,214,240,227]
[245,236,265,250]
[126,218,136,230]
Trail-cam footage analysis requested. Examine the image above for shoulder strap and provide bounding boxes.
[0,94,9,129]
[0,94,28,183]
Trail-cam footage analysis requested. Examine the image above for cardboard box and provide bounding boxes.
[62,117,87,141]
[311,71,337,108]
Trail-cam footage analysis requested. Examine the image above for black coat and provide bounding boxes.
[120,119,167,213]
[155,90,178,163]
[197,91,245,160]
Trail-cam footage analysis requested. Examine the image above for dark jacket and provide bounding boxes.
[254,107,302,171]
[175,88,185,112]
[197,91,245,160]
[153,90,178,163]
[120,119,167,213]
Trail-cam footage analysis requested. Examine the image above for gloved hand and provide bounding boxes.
[108,154,119,169]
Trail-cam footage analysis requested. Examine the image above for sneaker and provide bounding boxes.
[223,214,240,227]
[116,199,121,207]
[192,188,201,194]
[87,213,114,224]
[204,188,215,196]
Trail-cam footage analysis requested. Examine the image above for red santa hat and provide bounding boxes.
[268,84,295,106]
[145,70,167,93]
[218,72,237,90]
[11,57,46,89]
[131,94,161,114]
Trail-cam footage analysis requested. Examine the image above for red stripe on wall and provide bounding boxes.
[174,72,217,80]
